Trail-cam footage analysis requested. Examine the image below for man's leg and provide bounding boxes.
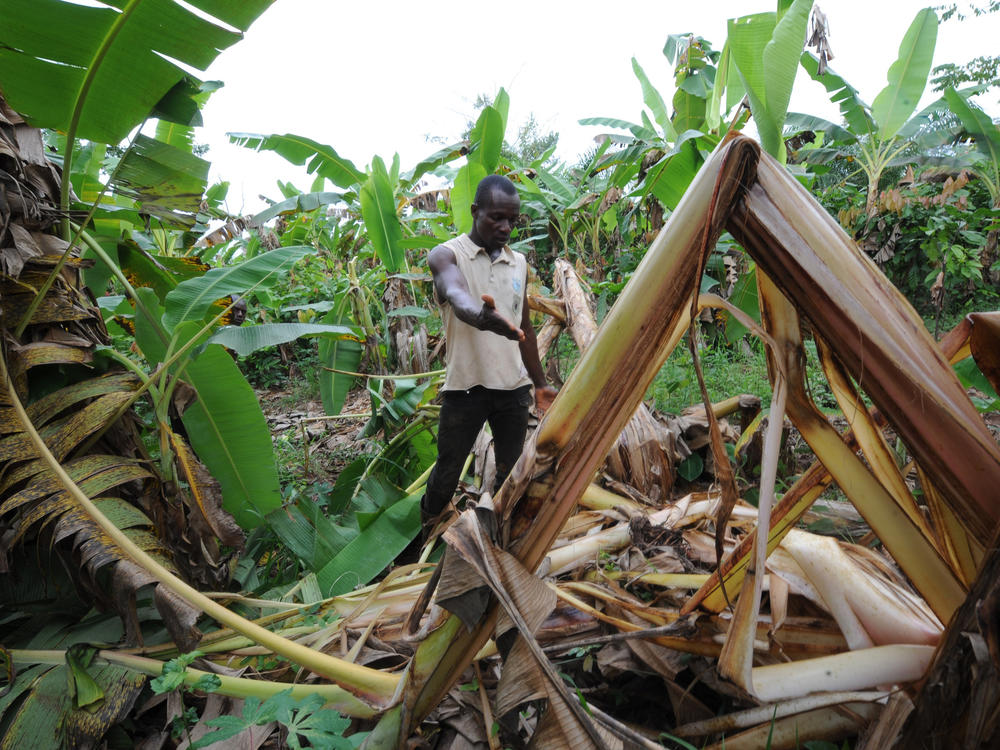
[487,385,533,494]
[423,387,490,518]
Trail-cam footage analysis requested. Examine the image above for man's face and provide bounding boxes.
[471,189,520,250]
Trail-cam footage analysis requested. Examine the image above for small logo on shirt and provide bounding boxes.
[512,278,522,294]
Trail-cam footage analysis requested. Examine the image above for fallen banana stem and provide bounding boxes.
[673,690,890,737]
[780,529,942,648]
[718,373,788,694]
[541,618,700,654]
[591,570,709,589]
[751,644,935,703]
[704,702,881,750]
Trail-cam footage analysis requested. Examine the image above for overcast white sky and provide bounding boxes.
[196,1,999,214]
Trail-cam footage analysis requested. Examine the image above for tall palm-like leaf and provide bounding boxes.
[0,0,276,229]
[728,0,813,161]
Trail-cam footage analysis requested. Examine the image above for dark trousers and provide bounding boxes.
[423,385,533,517]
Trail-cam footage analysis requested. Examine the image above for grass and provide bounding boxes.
[547,331,778,416]
[649,338,773,415]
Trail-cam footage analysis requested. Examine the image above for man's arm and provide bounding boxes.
[428,245,524,341]
[518,287,558,412]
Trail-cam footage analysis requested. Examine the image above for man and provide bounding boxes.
[422,174,556,530]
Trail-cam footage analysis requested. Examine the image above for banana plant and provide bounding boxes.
[581,45,729,213]
[792,7,940,213]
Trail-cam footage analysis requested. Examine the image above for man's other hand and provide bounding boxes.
[479,294,525,342]
[534,386,557,413]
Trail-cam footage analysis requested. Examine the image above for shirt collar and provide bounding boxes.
[465,234,513,264]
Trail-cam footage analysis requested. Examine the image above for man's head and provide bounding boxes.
[470,175,520,251]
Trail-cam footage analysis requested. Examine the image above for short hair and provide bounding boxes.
[474,174,518,207]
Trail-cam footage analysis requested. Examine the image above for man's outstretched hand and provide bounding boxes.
[478,294,525,342]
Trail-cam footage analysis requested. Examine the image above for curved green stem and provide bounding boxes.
[71,222,169,350]
[9,649,377,718]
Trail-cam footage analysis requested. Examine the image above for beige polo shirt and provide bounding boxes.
[437,233,531,392]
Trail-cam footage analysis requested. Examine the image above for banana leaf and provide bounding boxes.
[728,0,813,160]
[944,87,1000,173]
[450,162,488,235]
[162,245,312,331]
[0,660,144,750]
[229,132,365,189]
[468,105,505,174]
[316,491,421,596]
[251,191,345,225]
[360,157,405,273]
[110,134,210,227]
[172,324,282,527]
[402,140,469,185]
[800,53,876,137]
[0,0,274,145]
[870,8,938,141]
[319,295,364,417]
[632,57,675,140]
[205,322,357,358]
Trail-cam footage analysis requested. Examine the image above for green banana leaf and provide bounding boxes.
[729,12,778,151]
[318,295,364,417]
[263,497,357,574]
[251,191,345,225]
[643,141,700,210]
[114,242,210,302]
[783,112,855,144]
[632,57,676,141]
[943,88,1000,168]
[800,53,875,137]
[492,88,511,127]
[175,325,282,527]
[468,105,505,173]
[134,301,281,528]
[672,88,708,134]
[450,162,488,235]
[154,79,222,149]
[871,8,938,142]
[360,157,405,273]
[402,141,470,185]
[111,134,210,227]
[728,0,813,160]
[316,491,421,596]
[205,322,357,358]
[0,0,273,145]
[725,267,762,344]
[162,245,313,331]
[578,116,659,141]
[229,132,365,189]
